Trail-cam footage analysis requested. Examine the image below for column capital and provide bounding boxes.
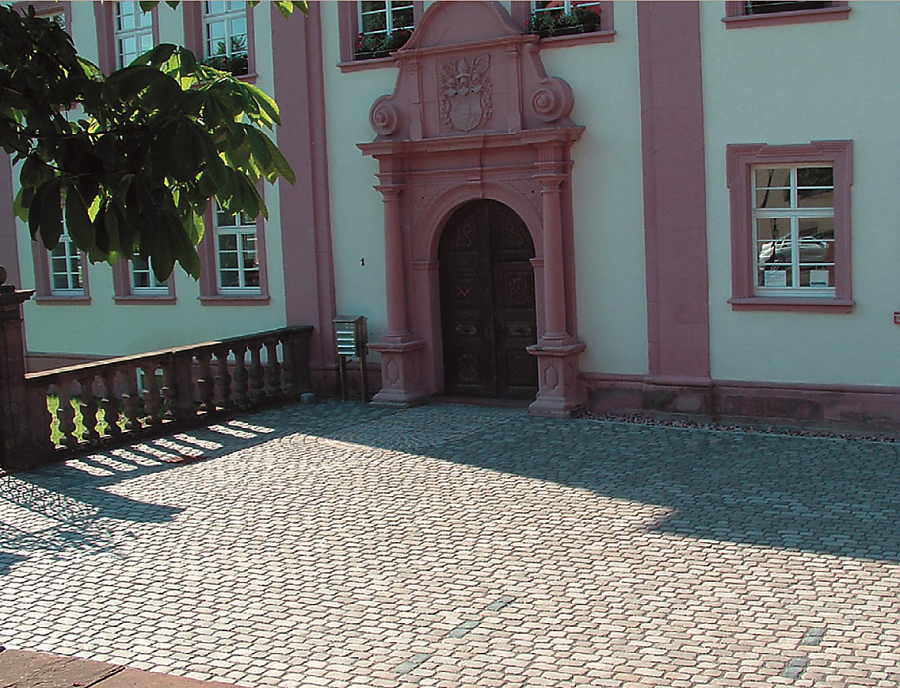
[374,184,404,201]
[532,172,566,190]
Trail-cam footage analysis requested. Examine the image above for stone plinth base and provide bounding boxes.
[642,375,715,417]
[369,339,427,407]
[527,341,586,418]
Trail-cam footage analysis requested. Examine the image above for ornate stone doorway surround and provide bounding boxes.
[359,1,585,417]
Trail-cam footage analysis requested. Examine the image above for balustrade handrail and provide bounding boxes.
[11,324,314,470]
[25,325,312,384]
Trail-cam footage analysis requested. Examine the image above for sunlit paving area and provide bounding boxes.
[2,401,900,687]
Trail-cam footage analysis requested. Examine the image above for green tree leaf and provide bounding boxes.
[63,181,95,250]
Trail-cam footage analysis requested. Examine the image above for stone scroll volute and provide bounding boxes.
[366,1,579,141]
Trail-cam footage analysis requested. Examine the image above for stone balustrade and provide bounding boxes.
[13,326,312,470]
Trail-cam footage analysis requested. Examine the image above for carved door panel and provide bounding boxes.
[440,201,537,399]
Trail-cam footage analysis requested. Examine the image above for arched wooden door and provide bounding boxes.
[439,200,538,399]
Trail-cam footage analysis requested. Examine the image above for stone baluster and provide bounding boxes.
[159,358,176,422]
[214,348,233,409]
[78,374,100,443]
[171,354,197,421]
[281,336,297,395]
[142,364,162,426]
[232,345,250,407]
[121,367,143,432]
[196,352,214,413]
[27,386,55,452]
[55,380,78,448]
[100,370,122,438]
[264,339,281,396]
[248,343,265,402]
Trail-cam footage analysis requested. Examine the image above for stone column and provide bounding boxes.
[527,174,586,418]
[369,185,426,406]
[0,266,43,471]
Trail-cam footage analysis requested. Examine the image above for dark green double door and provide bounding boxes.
[439,200,538,399]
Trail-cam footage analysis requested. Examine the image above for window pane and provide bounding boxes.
[219,251,239,269]
[218,234,238,251]
[796,166,833,187]
[216,209,236,226]
[755,217,791,242]
[798,217,835,274]
[240,234,257,252]
[755,188,792,209]
[220,270,240,287]
[361,10,387,33]
[799,217,834,242]
[755,167,790,190]
[391,5,414,29]
[758,264,791,288]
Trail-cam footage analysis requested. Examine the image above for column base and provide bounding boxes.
[527,341,586,418]
[369,339,428,407]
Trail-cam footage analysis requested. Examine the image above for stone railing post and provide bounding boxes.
[0,266,43,471]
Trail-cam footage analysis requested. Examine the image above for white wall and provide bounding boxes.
[319,4,395,345]
[17,3,288,358]
[541,2,648,376]
[701,2,900,386]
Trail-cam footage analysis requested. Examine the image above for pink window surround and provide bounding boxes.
[726,140,853,312]
[198,208,270,306]
[15,1,71,33]
[111,261,176,304]
[94,2,161,74]
[183,2,257,82]
[337,1,424,73]
[31,243,90,305]
[723,1,849,28]
[508,1,615,48]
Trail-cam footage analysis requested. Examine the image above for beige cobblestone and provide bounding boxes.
[1,402,900,686]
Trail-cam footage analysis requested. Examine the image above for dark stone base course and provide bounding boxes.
[583,373,900,438]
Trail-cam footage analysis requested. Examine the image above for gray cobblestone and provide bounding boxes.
[2,401,900,686]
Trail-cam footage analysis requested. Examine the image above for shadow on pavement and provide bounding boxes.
[0,417,286,571]
[3,401,900,570]
[300,402,900,564]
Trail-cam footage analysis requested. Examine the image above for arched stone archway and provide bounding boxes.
[359,1,586,417]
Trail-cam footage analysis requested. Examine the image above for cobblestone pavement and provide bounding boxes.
[2,401,900,688]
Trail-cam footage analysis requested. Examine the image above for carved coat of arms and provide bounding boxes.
[439,55,493,132]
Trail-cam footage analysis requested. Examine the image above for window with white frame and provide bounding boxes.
[130,256,168,293]
[214,208,259,291]
[114,1,153,68]
[742,1,829,15]
[356,1,415,60]
[202,1,249,76]
[528,0,602,36]
[753,166,834,293]
[726,141,853,310]
[723,0,849,26]
[49,226,83,295]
